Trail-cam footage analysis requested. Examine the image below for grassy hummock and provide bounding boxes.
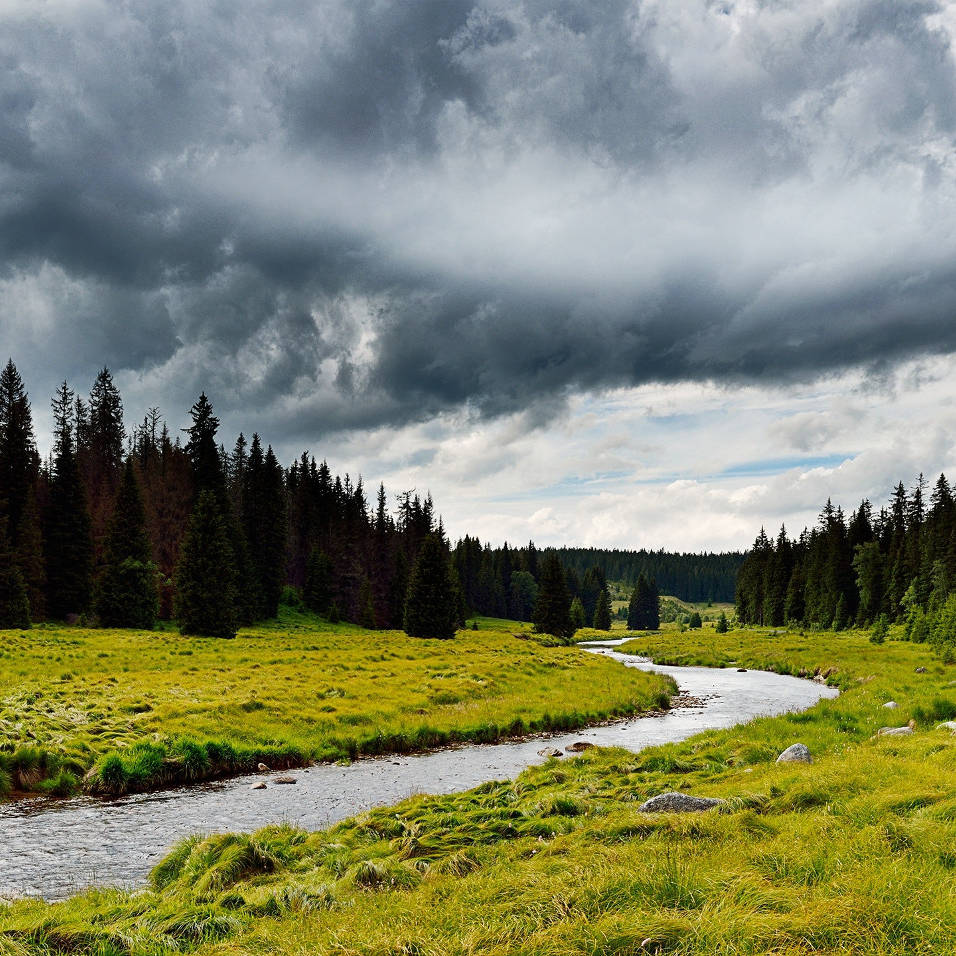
[0,609,673,799]
[4,625,956,954]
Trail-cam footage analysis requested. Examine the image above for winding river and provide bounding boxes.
[0,643,837,900]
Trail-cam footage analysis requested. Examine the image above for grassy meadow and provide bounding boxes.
[0,610,674,800]
[6,623,956,953]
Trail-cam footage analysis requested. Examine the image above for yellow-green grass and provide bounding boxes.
[0,609,674,799]
[6,627,956,954]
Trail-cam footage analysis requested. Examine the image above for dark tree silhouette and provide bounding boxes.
[404,533,458,639]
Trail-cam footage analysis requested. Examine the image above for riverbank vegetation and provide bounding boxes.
[4,624,956,953]
[0,610,673,800]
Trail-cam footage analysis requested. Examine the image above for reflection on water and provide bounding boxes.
[0,644,837,900]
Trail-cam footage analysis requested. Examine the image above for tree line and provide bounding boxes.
[0,360,463,638]
[555,547,742,603]
[735,473,956,655]
[0,358,669,641]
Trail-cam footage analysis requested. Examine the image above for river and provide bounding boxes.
[0,642,837,900]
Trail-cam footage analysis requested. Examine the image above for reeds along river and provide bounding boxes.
[0,643,838,900]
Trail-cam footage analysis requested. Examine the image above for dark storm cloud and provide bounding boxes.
[3,0,956,443]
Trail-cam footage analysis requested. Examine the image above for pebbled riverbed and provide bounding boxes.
[0,643,837,900]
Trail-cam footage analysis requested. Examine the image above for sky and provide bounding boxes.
[3,0,956,552]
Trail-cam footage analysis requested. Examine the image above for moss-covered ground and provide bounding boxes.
[0,610,673,798]
[5,625,956,954]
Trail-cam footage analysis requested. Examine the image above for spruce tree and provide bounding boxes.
[46,382,94,618]
[0,359,38,540]
[533,553,574,641]
[304,547,333,614]
[592,588,612,630]
[688,610,702,629]
[569,596,585,631]
[403,533,458,639]
[95,460,158,628]
[627,572,659,630]
[14,486,45,621]
[0,514,30,628]
[175,490,238,638]
[715,611,729,633]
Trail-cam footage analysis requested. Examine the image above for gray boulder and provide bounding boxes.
[776,743,812,764]
[877,726,914,737]
[916,667,928,674]
[638,791,724,813]
[937,721,956,733]
[882,701,898,710]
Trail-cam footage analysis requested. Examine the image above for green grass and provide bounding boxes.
[0,608,673,798]
[5,625,956,953]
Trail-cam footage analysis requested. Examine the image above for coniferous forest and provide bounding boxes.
[0,359,690,637]
[735,474,956,654]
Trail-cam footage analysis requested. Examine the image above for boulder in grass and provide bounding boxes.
[638,791,724,813]
[565,741,595,753]
[916,667,928,674]
[776,743,812,764]
[882,701,898,710]
[877,726,914,737]
[937,721,956,733]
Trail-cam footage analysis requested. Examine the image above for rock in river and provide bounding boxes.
[274,776,298,784]
[537,748,563,758]
[776,743,812,764]
[565,741,595,753]
[638,792,724,813]
[251,782,267,790]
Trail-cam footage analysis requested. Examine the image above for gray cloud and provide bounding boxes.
[3,0,956,447]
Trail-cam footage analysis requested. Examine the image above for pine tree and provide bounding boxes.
[715,611,729,633]
[0,359,38,540]
[627,572,660,630]
[14,486,45,621]
[175,490,238,638]
[592,588,612,630]
[305,547,333,614]
[533,553,574,641]
[569,596,585,631]
[46,382,93,618]
[0,514,30,628]
[403,533,458,639]
[95,460,158,628]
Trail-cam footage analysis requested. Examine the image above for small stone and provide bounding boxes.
[776,743,812,764]
[565,741,595,753]
[537,748,563,758]
[638,791,724,813]
[274,775,297,784]
[916,667,928,673]
[882,701,898,710]
[257,762,270,772]
[877,726,914,737]
[251,782,267,790]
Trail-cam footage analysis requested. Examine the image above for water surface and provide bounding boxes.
[0,644,837,899]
